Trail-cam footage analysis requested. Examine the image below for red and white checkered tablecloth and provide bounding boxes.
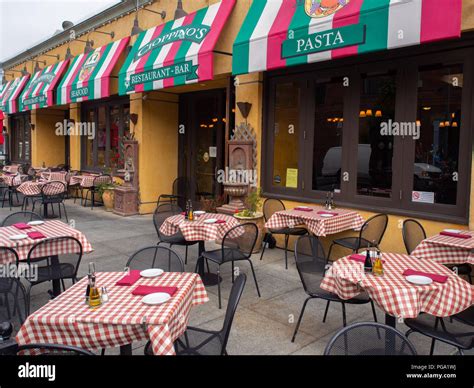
[0,220,93,263]
[16,271,209,355]
[160,213,241,242]
[0,174,22,186]
[17,181,66,196]
[3,165,19,174]
[320,253,474,319]
[40,171,67,182]
[265,206,365,236]
[69,175,98,188]
[411,232,474,265]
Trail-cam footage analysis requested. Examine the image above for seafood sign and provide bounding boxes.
[305,0,350,18]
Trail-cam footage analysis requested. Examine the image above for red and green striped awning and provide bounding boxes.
[233,0,462,75]
[20,60,69,111]
[119,0,235,94]
[57,37,129,104]
[0,75,30,114]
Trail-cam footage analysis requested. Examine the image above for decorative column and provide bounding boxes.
[113,139,139,216]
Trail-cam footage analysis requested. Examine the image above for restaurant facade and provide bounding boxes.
[1,0,474,256]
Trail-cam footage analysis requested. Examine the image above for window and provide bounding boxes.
[10,112,31,164]
[264,47,472,222]
[81,98,130,172]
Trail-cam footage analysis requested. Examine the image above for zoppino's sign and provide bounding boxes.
[135,24,210,61]
[282,24,366,58]
[31,72,55,88]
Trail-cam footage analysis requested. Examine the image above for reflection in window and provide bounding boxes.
[413,64,463,205]
[85,110,95,167]
[10,113,31,164]
[313,77,344,191]
[97,107,106,168]
[273,82,300,188]
[357,72,396,198]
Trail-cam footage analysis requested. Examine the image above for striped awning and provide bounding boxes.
[0,75,30,114]
[20,60,69,111]
[57,37,129,104]
[119,0,235,94]
[233,0,462,75]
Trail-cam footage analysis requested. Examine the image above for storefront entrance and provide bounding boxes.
[179,89,226,205]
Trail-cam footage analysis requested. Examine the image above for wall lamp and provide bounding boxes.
[90,30,115,39]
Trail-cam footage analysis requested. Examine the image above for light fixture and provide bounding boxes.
[131,14,143,36]
[174,0,188,19]
[65,47,74,60]
[452,121,458,128]
[84,39,94,54]
[130,113,139,126]
[375,110,382,117]
[90,29,115,39]
[444,121,450,127]
[416,120,421,127]
[439,122,445,128]
[212,118,218,122]
[142,7,166,19]
[359,110,366,118]
[422,106,431,111]
[237,102,252,125]
[451,113,456,118]
[34,61,42,73]
[366,109,373,117]
[41,53,60,60]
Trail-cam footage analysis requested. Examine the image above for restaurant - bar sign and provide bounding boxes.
[119,0,235,94]
[233,0,462,76]
[282,24,365,59]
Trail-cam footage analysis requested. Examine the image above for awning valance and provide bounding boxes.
[57,37,129,104]
[233,0,462,76]
[20,60,69,111]
[0,75,30,114]
[119,0,235,94]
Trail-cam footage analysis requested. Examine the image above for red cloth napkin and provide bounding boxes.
[440,231,471,239]
[216,219,226,224]
[294,207,313,212]
[13,223,31,230]
[403,269,448,283]
[318,211,338,216]
[132,285,178,296]
[349,254,385,264]
[27,231,46,240]
[116,270,141,286]
[181,212,186,216]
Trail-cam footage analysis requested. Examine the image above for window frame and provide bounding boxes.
[80,96,130,173]
[9,112,31,165]
[262,43,474,224]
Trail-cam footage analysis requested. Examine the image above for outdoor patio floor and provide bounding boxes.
[1,200,471,356]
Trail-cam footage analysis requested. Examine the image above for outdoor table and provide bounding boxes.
[160,212,241,285]
[264,205,365,236]
[16,271,208,355]
[411,231,474,266]
[320,253,474,327]
[3,165,19,174]
[0,220,93,296]
[0,173,22,187]
[16,181,67,218]
[39,171,67,182]
[69,174,99,188]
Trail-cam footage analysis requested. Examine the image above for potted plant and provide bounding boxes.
[97,182,116,211]
[234,188,264,252]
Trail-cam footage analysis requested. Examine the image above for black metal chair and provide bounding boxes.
[153,203,198,266]
[0,248,29,328]
[83,174,112,209]
[260,198,308,269]
[199,223,260,309]
[126,246,184,273]
[327,213,389,260]
[325,322,417,355]
[157,177,190,210]
[405,307,474,355]
[24,237,83,302]
[174,274,247,355]
[32,181,68,221]
[1,173,22,210]
[17,343,95,356]
[1,211,43,227]
[292,235,378,342]
[402,219,426,255]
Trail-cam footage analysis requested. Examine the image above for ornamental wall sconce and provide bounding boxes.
[237,102,252,125]
[130,113,139,126]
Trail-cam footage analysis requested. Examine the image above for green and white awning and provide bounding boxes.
[57,37,129,104]
[119,0,235,94]
[0,75,30,114]
[20,60,69,111]
[233,0,462,75]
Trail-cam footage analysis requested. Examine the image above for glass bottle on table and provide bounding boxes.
[372,249,384,276]
[188,200,194,221]
[88,274,102,308]
[185,200,189,220]
[364,244,373,273]
[85,262,96,304]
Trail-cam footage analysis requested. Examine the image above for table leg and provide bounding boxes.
[385,313,396,327]
[43,202,48,219]
[120,343,132,355]
[385,313,396,355]
[196,241,221,286]
[50,255,61,297]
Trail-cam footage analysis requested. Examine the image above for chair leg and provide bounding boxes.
[284,234,289,269]
[217,267,222,309]
[184,246,188,265]
[370,300,378,322]
[231,261,235,283]
[429,338,436,356]
[322,300,330,323]
[341,302,347,327]
[327,242,335,262]
[62,202,68,223]
[246,259,260,297]
[291,296,312,343]
[91,189,95,210]
[259,235,268,261]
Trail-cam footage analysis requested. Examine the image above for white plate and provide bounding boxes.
[203,218,217,224]
[27,220,44,226]
[296,206,310,210]
[142,292,171,305]
[405,275,433,285]
[140,268,164,278]
[442,229,461,234]
[320,213,335,218]
[9,234,28,240]
[194,211,205,216]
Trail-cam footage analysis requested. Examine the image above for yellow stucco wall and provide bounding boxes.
[30,108,66,167]
[68,103,82,171]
